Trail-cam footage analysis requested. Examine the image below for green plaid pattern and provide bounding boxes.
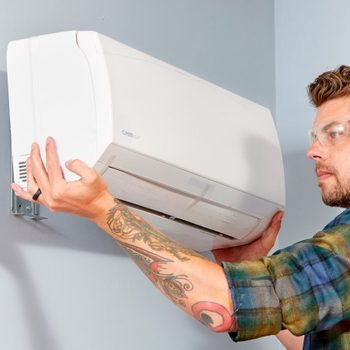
[223,208,350,349]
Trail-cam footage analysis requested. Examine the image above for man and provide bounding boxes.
[11,65,350,349]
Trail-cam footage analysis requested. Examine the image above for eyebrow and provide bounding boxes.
[321,120,350,131]
[321,121,340,132]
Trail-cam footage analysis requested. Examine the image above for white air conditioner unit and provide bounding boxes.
[7,31,285,252]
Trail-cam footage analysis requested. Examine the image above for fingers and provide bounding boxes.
[46,137,65,184]
[12,139,56,203]
[272,211,284,226]
[30,142,50,193]
[211,249,222,264]
[65,159,95,182]
[212,247,230,264]
[11,182,36,202]
[261,211,284,250]
[26,158,37,191]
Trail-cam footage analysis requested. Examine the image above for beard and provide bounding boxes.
[321,174,350,208]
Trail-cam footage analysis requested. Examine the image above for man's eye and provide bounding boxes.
[329,131,340,139]
[327,128,345,143]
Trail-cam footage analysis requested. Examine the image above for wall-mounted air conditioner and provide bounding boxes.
[7,31,285,252]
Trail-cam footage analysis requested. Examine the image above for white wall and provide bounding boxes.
[0,1,279,349]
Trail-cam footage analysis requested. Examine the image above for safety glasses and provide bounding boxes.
[308,120,350,146]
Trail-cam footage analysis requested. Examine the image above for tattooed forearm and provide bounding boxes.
[105,199,234,330]
[106,199,201,307]
[192,301,235,332]
[107,199,203,261]
[121,242,193,307]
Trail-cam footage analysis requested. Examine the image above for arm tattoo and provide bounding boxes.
[106,200,232,326]
[192,301,234,332]
[107,199,203,261]
[122,242,193,307]
[106,199,203,306]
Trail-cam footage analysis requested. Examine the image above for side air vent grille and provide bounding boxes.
[18,160,27,182]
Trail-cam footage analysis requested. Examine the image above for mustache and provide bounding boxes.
[315,165,336,175]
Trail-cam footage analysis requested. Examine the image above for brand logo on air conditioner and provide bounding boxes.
[122,130,140,139]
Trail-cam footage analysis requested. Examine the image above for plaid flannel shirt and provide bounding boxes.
[223,208,350,349]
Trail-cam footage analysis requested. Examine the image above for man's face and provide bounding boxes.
[307,96,350,207]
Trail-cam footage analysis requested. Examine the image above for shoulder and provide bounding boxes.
[312,224,350,256]
[323,208,350,230]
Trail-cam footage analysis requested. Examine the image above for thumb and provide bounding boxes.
[65,159,95,180]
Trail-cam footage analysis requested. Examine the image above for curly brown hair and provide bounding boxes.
[308,65,350,107]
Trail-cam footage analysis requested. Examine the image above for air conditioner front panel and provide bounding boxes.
[129,207,238,252]
[103,167,260,240]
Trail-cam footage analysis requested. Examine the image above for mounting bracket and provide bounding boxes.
[11,189,47,220]
[10,161,47,220]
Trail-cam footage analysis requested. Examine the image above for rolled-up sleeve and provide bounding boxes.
[222,225,350,342]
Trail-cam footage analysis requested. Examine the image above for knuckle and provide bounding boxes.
[70,159,79,167]
[87,169,98,183]
[46,199,56,211]
[47,198,61,212]
[50,190,60,201]
[51,186,65,201]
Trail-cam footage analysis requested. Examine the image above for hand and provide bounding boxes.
[212,211,284,264]
[11,137,114,221]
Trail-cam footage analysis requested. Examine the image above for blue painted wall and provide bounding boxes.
[0,1,278,349]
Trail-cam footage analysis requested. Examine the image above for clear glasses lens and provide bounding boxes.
[308,121,350,146]
[308,130,317,145]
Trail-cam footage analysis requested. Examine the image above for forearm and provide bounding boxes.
[94,195,236,332]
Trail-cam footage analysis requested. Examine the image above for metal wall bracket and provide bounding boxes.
[10,160,47,221]
[11,189,47,220]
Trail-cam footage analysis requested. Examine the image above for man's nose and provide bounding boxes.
[306,140,328,160]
